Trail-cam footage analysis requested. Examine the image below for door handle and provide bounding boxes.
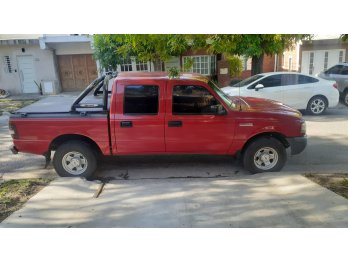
[120,121,132,128]
[168,120,182,127]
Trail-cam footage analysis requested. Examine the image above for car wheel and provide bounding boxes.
[243,137,286,174]
[306,96,327,115]
[53,141,97,178]
[343,90,348,106]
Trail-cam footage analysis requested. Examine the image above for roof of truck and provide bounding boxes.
[116,72,209,83]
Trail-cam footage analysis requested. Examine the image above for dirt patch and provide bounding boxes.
[0,178,52,222]
[0,99,37,115]
[305,174,348,199]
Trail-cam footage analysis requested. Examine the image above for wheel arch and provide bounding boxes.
[241,132,289,156]
[49,134,102,156]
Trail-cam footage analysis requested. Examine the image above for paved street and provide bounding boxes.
[1,104,348,227]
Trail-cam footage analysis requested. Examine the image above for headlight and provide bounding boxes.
[300,122,306,135]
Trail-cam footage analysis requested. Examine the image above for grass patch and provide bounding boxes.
[0,178,52,222]
[0,99,37,115]
[305,174,348,199]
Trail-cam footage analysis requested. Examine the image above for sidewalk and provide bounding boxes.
[1,172,348,228]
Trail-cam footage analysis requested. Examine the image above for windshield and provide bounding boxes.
[232,74,264,87]
[208,80,239,110]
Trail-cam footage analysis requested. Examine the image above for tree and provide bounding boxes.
[93,34,310,75]
[204,34,311,75]
[94,34,191,71]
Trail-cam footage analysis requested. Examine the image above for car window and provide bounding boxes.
[325,65,343,75]
[298,75,319,84]
[232,74,264,87]
[172,85,223,115]
[124,85,159,114]
[340,66,348,75]
[252,75,282,88]
[281,74,299,85]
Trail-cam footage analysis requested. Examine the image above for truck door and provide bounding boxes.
[113,80,165,154]
[165,80,235,153]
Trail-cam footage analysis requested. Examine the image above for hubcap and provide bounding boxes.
[62,151,88,175]
[310,99,325,114]
[254,147,279,170]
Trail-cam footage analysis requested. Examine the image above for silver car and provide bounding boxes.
[318,63,348,106]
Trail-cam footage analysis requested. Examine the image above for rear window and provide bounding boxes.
[124,85,159,114]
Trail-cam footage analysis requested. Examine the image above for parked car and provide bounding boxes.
[317,62,348,106]
[9,72,307,178]
[221,72,339,115]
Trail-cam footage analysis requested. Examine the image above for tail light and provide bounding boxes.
[8,122,18,139]
[333,83,338,89]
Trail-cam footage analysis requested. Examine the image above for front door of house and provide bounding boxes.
[17,55,37,93]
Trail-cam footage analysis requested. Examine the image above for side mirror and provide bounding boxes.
[210,104,227,115]
[255,83,264,91]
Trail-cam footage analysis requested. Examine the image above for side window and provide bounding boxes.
[258,75,282,88]
[298,75,319,84]
[326,65,343,74]
[340,66,348,75]
[124,85,159,114]
[172,85,223,115]
[281,74,299,86]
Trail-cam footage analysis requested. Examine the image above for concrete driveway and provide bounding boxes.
[1,104,348,227]
[1,173,348,228]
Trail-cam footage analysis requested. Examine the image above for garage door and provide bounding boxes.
[57,54,98,92]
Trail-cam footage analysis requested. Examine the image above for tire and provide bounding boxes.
[243,137,286,174]
[306,96,327,115]
[53,141,97,178]
[343,90,348,106]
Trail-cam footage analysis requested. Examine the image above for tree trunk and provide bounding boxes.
[251,55,264,75]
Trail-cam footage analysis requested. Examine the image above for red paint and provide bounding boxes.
[10,72,306,157]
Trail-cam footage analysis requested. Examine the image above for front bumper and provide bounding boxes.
[286,136,307,155]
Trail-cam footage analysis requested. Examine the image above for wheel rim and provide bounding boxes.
[310,98,325,114]
[62,151,88,175]
[253,147,279,170]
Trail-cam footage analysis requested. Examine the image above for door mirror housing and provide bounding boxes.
[255,83,264,91]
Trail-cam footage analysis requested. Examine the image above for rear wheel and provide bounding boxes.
[343,90,348,106]
[53,141,97,178]
[306,96,327,115]
[243,137,286,174]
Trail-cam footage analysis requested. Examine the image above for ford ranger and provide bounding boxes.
[9,72,307,178]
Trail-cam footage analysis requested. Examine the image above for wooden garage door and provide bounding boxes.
[57,54,98,92]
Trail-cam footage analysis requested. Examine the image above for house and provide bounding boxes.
[299,36,347,76]
[0,34,98,94]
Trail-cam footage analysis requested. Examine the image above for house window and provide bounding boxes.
[339,51,344,63]
[324,52,329,70]
[182,55,216,76]
[135,60,149,71]
[309,52,314,75]
[3,56,12,73]
[120,58,133,72]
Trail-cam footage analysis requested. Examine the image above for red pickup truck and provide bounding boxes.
[9,72,307,178]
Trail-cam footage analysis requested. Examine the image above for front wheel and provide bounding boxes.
[53,141,97,178]
[243,137,287,174]
[306,96,327,115]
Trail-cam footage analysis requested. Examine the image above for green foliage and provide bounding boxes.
[340,34,348,42]
[225,55,243,77]
[341,178,348,187]
[93,34,311,74]
[182,57,194,72]
[168,67,180,78]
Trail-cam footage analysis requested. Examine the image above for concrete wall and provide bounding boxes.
[0,44,59,94]
[49,42,94,55]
